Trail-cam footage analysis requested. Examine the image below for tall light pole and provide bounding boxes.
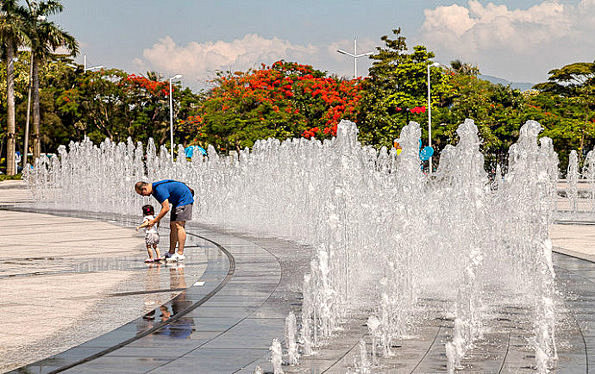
[169,74,183,159]
[427,62,440,174]
[337,39,373,79]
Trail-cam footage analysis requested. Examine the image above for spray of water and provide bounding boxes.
[567,150,579,214]
[583,148,595,212]
[285,311,299,365]
[270,338,284,374]
[25,119,560,372]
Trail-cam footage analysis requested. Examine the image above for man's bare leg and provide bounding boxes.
[169,222,178,254]
[175,221,186,255]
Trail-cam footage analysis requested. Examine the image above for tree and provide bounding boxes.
[181,61,362,151]
[529,61,595,167]
[55,68,197,147]
[356,28,451,147]
[432,69,525,162]
[24,0,78,161]
[0,0,28,175]
[449,59,479,76]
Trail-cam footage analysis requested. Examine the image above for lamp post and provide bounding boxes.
[427,62,440,174]
[169,74,183,159]
[337,39,373,79]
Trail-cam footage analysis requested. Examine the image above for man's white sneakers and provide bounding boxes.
[168,253,185,262]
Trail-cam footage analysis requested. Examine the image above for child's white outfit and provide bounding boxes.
[143,215,160,246]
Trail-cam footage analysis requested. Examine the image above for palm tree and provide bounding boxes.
[25,0,78,160]
[0,0,28,175]
[449,59,479,76]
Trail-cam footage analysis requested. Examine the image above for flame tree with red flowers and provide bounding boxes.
[179,61,362,152]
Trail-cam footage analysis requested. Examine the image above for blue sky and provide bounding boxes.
[53,0,593,90]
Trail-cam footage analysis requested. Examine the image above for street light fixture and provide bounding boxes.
[427,62,441,174]
[83,55,103,72]
[337,39,373,79]
[169,74,183,159]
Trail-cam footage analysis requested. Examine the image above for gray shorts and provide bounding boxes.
[171,204,192,222]
[145,232,160,246]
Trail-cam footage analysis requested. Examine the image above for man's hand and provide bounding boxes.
[148,219,158,228]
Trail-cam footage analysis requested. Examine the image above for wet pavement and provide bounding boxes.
[1,181,594,373]
[7,217,304,374]
[0,210,206,372]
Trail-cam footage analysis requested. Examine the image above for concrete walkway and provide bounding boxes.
[551,223,595,262]
[0,183,208,372]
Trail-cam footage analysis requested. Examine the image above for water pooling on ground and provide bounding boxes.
[25,119,565,372]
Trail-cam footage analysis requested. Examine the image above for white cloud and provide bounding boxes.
[137,34,318,85]
[421,0,595,82]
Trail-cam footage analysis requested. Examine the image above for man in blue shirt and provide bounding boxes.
[135,180,194,262]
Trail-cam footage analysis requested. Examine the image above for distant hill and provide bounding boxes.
[479,74,535,91]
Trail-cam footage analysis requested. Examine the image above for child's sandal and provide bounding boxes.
[144,258,154,263]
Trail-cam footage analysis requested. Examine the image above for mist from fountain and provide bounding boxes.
[583,149,595,212]
[25,119,560,372]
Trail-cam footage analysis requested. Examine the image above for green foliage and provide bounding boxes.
[356,29,450,147]
[0,172,21,180]
[433,72,525,157]
[523,61,595,168]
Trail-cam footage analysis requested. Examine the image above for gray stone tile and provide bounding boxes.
[151,348,269,373]
[66,355,169,373]
[201,318,286,349]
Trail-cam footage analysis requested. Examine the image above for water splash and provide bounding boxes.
[269,338,284,374]
[285,311,299,365]
[583,148,595,212]
[25,119,561,372]
[567,150,579,215]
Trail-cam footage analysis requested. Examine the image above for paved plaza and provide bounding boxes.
[1,180,594,373]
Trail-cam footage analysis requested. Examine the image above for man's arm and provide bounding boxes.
[149,200,170,227]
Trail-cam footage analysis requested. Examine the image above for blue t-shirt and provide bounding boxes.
[152,180,194,207]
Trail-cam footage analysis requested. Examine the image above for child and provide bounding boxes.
[137,204,162,263]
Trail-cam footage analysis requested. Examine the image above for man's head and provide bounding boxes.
[135,181,152,196]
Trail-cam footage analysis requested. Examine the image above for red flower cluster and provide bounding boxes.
[303,126,320,139]
[394,106,426,114]
[124,74,172,97]
[182,61,363,141]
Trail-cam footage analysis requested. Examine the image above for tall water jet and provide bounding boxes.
[441,119,488,370]
[285,311,299,365]
[567,150,579,215]
[500,120,558,372]
[583,148,595,212]
[270,338,284,374]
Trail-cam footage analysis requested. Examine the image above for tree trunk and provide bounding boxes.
[23,55,33,170]
[32,54,41,160]
[5,44,17,175]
